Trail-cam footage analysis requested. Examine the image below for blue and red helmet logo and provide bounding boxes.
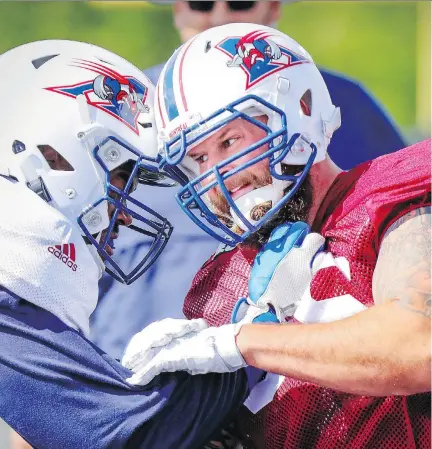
[45,59,149,135]
[216,31,310,89]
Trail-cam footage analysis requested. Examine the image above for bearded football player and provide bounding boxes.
[123,23,431,449]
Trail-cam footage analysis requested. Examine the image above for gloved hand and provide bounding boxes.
[122,318,246,386]
[122,304,275,386]
[232,221,326,322]
[122,317,208,371]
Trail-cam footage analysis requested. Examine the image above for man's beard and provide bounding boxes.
[244,167,313,248]
[209,164,313,249]
[209,168,272,217]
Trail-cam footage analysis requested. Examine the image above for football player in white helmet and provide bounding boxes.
[156,23,341,247]
[0,40,267,449]
[122,23,431,449]
[0,39,173,286]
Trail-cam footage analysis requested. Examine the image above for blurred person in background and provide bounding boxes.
[90,0,406,361]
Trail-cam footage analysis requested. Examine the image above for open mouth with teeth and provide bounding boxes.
[228,183,254,200]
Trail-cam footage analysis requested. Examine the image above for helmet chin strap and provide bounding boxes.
[230,175,291,232]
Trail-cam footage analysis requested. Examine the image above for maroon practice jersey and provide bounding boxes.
[183,139,431,449]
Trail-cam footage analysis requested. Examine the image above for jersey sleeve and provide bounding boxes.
[0,289,262,449]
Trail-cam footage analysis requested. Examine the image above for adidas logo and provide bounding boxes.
[47,243,78,272]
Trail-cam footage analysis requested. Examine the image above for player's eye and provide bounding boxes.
[193,154,209,164]
[221,137,237,150]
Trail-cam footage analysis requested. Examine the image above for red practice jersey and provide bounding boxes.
[183,139,431,449]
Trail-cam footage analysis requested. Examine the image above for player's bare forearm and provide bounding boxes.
[236,300,430,396]
[236,206,431,396]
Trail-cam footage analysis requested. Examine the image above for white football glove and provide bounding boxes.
[121,317,208,371]
[122,320,244,386]
[121,305,273,386]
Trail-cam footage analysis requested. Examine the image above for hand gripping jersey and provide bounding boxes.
[183,139,431,449]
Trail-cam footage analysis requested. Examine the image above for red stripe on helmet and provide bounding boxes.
[157,80,166,128]
[178,35,198,113]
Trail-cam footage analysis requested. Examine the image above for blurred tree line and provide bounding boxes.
[0,1,429,140]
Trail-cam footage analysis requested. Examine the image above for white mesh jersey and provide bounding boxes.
[0,176,101,337]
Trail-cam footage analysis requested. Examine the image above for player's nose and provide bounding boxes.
[200,155,236,187]
[116,209,133,227]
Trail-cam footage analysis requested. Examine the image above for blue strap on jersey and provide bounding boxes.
[231,221,313,325]
[249,221,311,301]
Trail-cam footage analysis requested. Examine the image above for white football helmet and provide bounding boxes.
[0,40,173,284]
[156,23,341,245]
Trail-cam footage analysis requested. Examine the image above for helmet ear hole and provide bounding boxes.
[300,89,312,117]
[37,145,74,171]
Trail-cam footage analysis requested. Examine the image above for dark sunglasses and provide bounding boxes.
[187,1,256,12]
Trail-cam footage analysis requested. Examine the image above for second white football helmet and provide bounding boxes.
[0,40,173,283]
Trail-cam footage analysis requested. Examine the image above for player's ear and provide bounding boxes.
[38,145,74,171]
